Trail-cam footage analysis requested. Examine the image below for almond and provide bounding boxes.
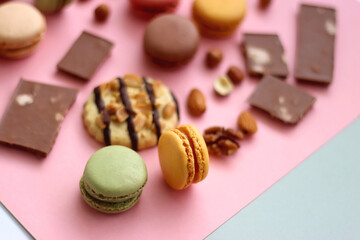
[123,74,143,88]
[162,102,175,119]
[237,111,258,134]
[133,113,147,132]
[187,88,206,116]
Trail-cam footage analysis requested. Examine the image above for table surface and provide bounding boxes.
[207,116,360,239]
[1,0,360,239]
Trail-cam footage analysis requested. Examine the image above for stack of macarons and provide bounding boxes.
[0,2,46,59]
[158,124,209,190]
[80,146,148,213]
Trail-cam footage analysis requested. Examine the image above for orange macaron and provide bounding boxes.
[158,124,209,190]
[192,0,247,38]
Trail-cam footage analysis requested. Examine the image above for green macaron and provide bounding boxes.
[79,146,148,213]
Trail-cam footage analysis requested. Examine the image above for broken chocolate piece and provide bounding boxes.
[57,31,113,81]
[242,33,289,78]
[295,4,336,84]
[248,75,316,124]
[0,79,78,157]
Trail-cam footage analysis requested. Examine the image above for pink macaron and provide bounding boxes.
[130,0,179,18]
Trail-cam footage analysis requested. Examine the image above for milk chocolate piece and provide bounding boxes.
[0,79,78,157]
[248,75,316,124]
[57,31,113,81]
[242,33,288,78]
[295,4,336,84]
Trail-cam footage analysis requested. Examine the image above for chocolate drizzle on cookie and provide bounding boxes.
[171,91,180,121]
[117,77,138,151]
[142,77,162,141]
[93,86,111,146]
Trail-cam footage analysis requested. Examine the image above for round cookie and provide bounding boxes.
[0,2,46,59]
[130,0,179,18]
[35,0,73,13]
[83,74,180,151]
[158,124,209,190]
[192,0,246,38]
[144,14,199,67]
[79,146,148,213]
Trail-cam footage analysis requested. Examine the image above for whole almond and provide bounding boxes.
[237,111,258,134]
[187,89,206,116]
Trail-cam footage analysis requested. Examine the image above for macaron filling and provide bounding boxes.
[170,129,196,188]
[80,177,142,213]
[177,125,206,183]
[83,176,146,203]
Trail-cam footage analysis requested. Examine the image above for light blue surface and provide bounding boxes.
[207,117,360,240]
[0,202,34,240]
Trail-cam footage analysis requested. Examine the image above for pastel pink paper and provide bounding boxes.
[0,0,359,239]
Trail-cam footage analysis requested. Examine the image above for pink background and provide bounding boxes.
[1,0,360,239]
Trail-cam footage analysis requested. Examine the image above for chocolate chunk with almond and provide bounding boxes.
[242,33,288,78]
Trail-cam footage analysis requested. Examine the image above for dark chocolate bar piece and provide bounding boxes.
[248,75,316,124]
[57,31,113,81]
[242,33,289,78]
[295,4,336,84]
[0,79,78,157]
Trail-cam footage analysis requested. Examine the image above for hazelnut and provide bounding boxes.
[259,0,271,8]
[213,76,234,96]
[206,49,223,68]
[94,4,110,22]
[227,66,244,84]
[187,88,206,116]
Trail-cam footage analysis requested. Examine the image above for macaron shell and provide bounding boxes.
[84,146,148,199]
[35,0,72,13]
[158,129,195,190]
[192,0,246,37]
[130,0,179,18]
[80,178,142,214]
[0,40,41,59]
[0,2,46,49]
[144,14,199,66]
[177,124,209,183]
[193,17,238,38]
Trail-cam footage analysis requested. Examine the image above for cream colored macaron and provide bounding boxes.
[0,2,46,59]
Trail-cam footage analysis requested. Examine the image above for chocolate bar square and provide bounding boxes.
[248,75,316,124]
[57,31,113,81]
[295,4,336,84]
[242,33,289,78]
[0,79,78,157]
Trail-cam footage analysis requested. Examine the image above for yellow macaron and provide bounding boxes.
[158,124,209,190]
[192,0,246,38]
[0,2,46,59]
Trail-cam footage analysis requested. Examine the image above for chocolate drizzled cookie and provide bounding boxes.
[83,74,179,151]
